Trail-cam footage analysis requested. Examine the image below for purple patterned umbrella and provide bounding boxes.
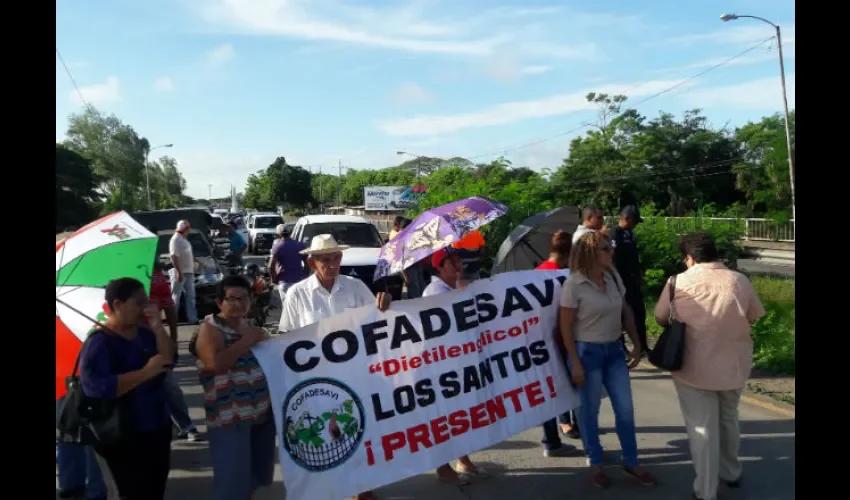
[374,196,509,280]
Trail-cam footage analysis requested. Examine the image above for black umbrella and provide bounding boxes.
[490,206,581,275]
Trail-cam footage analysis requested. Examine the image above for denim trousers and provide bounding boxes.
[170,271,198,323]
[56,397,107,499]
[163,371,195,432]
[568,341,640,467]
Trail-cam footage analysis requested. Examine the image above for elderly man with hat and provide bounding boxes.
[170,220,200,324]
[278,234,391,500]
[609,205,649,353]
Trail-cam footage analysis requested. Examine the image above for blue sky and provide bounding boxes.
[56,0,795,200]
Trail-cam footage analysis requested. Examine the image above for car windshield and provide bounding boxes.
[254,216,283,229]
[157,232,212,257]
[301,222,383,248]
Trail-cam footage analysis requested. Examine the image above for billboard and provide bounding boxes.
[363,185,427,211]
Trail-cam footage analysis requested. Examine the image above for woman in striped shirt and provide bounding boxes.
[193,275,274,500]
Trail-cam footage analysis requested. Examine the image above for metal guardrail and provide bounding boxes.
[284,213,795,243]
[605,216,795,242]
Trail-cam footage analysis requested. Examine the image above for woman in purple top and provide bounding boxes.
[80,277,175,500]
[268,225,307,304]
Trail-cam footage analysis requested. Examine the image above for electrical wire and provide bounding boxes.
[56,47,93,111]
[460,36,777,162]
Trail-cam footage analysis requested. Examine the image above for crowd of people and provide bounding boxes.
[58,207,766,500]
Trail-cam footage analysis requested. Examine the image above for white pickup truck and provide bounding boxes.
[290,214,403,299]
[246,213,284,254]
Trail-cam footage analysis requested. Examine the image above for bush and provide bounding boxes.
[636,218,743,294]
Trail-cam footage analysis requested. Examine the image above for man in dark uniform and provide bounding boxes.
[610,205,649,353]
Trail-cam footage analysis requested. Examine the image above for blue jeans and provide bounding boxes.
[164,371,196,433]
[170,271,198,323]
[56,397,107,499]
[569,341,639,467]
[208,418,277,500]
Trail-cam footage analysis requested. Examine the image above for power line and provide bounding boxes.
[56,47,93,111]
[462,36,776,162]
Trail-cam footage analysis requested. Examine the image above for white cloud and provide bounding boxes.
[69,76,121,106]
[484,55,554,83]
[153,76,174,91]
[390,82,432,105]
[193,0,609,62]
[207,43,236,66]
[665,23,795,47]
[678,74,795,110]
[198,0,502,55]
[655,42,795,75]
[376,79,686,137]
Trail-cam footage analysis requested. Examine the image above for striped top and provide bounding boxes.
[196,315,271,429]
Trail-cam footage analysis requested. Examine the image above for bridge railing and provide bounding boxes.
[606,216,795,242]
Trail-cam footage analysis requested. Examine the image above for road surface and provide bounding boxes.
[161,318,794,499]
[737,259,795,278]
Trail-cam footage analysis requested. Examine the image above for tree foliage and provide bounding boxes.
[60,107,190,218]
[56,144,102,231]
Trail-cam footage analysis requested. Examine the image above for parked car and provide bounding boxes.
[290,214,403,300]
[246,213,284,254]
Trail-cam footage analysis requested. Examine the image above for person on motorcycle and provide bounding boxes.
[222,222,247,265]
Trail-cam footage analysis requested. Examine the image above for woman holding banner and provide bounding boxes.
[423,248,489,485]
[558,231,657,489]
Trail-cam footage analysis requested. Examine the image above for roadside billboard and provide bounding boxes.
[363,185,427,211]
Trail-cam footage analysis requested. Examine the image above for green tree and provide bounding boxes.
[243,157,314,210]
[732,111,795,217]
[56,144,102,231]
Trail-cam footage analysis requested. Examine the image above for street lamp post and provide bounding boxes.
[396,151,424,186]
[145,143,174,210]
[720,13,795,221]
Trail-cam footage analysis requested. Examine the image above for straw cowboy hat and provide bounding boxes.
[299,234,350,255]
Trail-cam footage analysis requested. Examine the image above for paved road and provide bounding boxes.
[162,321,795,500]
[737,259,795,278]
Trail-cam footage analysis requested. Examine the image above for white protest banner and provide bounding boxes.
[252,270,580,500]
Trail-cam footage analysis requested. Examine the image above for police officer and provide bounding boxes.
[610,205,649,353]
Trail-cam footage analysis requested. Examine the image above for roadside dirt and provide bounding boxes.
[746,369,795,405]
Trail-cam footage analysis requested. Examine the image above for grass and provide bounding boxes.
[643,275,795,376]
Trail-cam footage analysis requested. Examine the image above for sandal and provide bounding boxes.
[623,466,657,487]
[588,466,609,488]
[455,464,490,479]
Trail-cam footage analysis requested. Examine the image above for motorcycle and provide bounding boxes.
[245,263,274,328]
[217,252,243,276]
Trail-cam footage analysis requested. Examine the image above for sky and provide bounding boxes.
[56,0,795,200]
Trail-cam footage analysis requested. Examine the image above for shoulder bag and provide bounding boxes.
[648,275,686,371]
[56,331,133,446]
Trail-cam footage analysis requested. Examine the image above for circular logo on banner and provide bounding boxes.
[281,378,366,472]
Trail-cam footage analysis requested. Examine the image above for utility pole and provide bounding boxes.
[208,184,212,205]
[337,160,343,208]
[318,166,323,206]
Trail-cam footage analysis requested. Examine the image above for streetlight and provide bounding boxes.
[145,143,174,210]
[720,13,795,221]
[397,151,425,185]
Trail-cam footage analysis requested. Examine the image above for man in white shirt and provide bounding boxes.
[169,220,199,324]
[422,248,487,484]
[277,234,390,500]
[572,206,605,244]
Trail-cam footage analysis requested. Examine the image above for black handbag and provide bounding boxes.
[648,275,686,371]
[56,331,133,446]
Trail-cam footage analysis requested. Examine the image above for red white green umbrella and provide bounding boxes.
[55,211,157,400]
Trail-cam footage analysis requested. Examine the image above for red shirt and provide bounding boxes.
[535,260,560,270]
[150,269,174,311]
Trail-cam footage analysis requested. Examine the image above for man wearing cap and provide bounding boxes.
[278,234,390,500]
[268,224,306,305]
[423,248,488,485]
[221,221,247,265]
[610,205,649,353]
[170,220,199,324]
